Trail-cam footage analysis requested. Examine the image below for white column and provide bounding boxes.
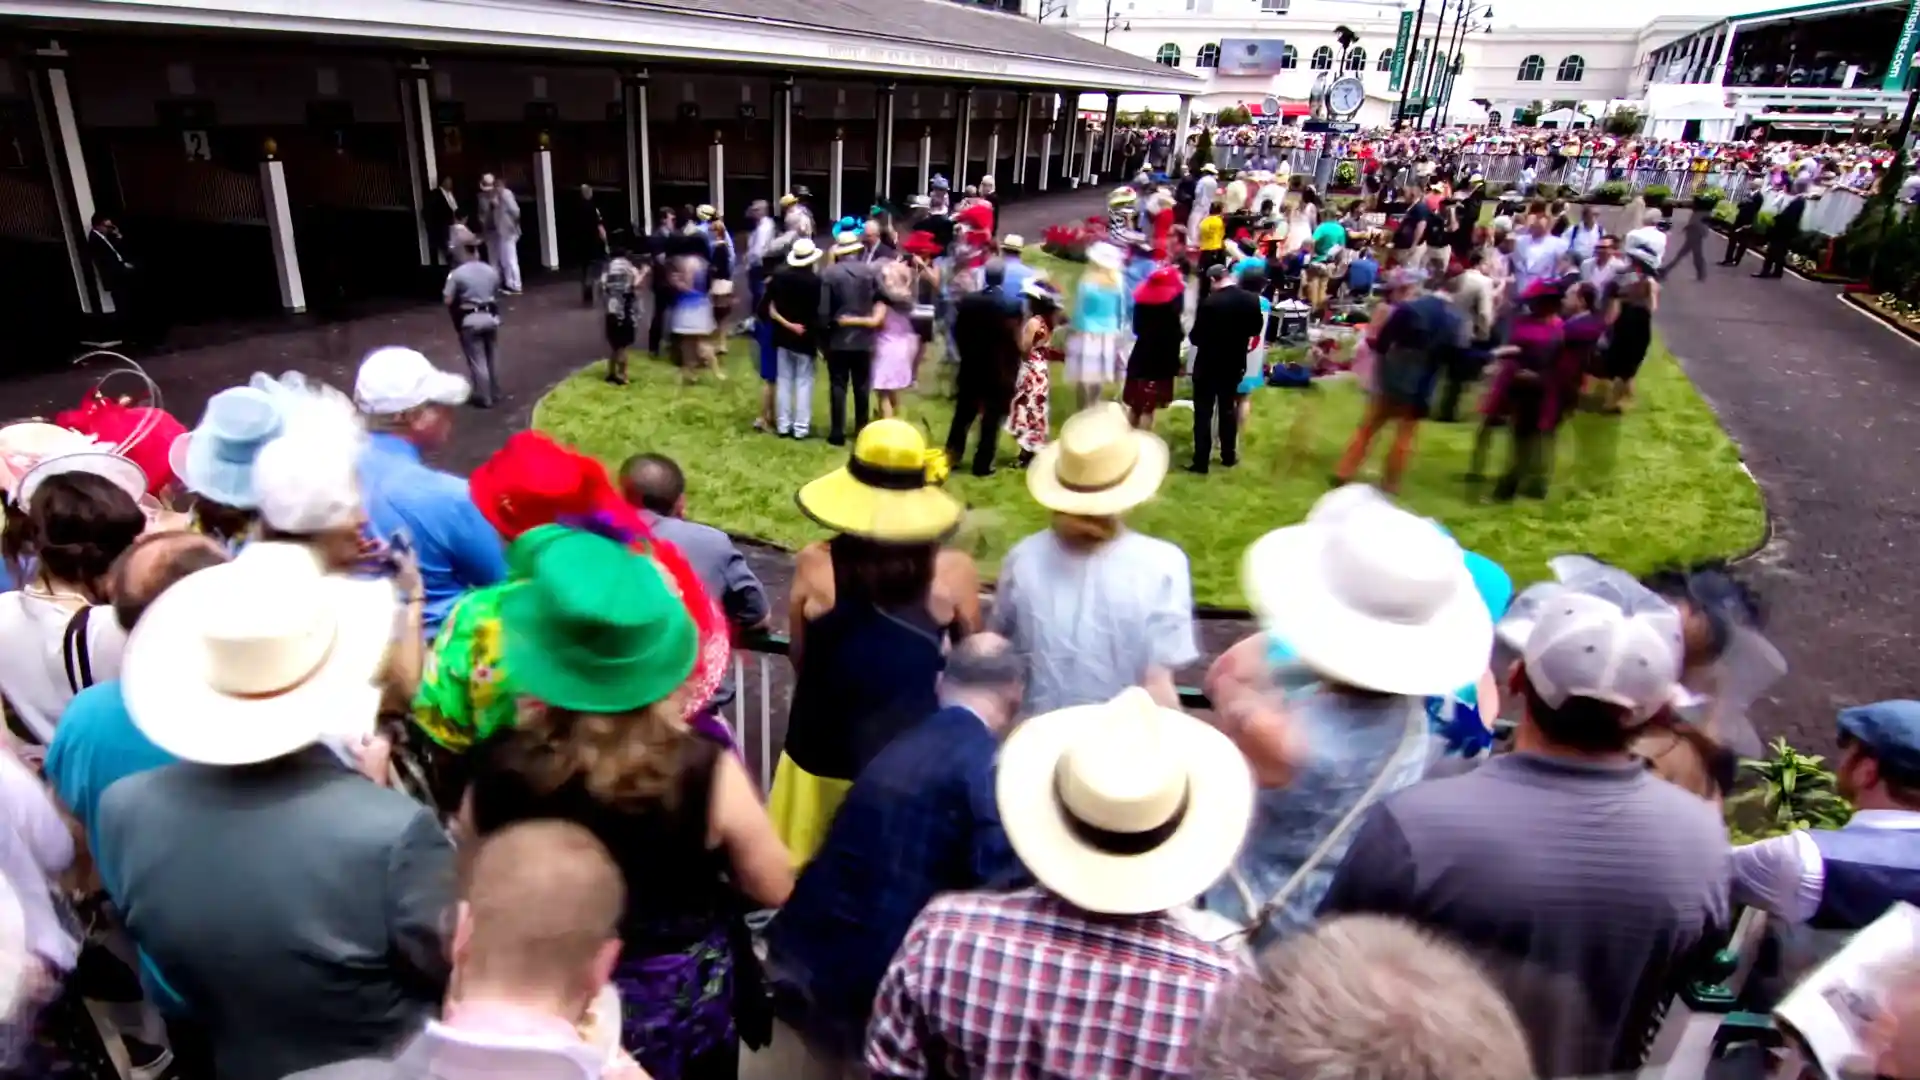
[624,72,649,230]
[773,75,794,198]
[1172,94,1194,174]
[1013,92,1033,186]
[876,82,897,201]
[399,63,438,266]
[708,131,725,215]
[1062,98,1079,189]
[954,89,974,190]
[1080,120,1096,185]
[1038,122,1053,192]
[829,128,845,220]
[917,127,932,195]
[985,125,1000,188]
[258,145,306,313]
[27,44,101,315]
[534,143,559,270]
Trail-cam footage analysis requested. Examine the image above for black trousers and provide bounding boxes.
[1431,344,1490,423]
[1470,380,1550,497]
[1758,242,1789,278]
[945,381,1005,476]
[1190,376,1239,470]
[825,349,872,443]
[647,274,674,354]
[1721,230,1750,265]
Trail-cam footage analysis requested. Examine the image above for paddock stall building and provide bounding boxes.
[0,0,1196,352]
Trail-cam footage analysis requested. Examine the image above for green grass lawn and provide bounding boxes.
[534,254,1764,608]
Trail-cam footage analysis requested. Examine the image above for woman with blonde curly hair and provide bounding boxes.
[770,419,981,866]
[464,524,792,1080]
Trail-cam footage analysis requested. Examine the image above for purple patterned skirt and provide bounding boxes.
[614,922,737,1080]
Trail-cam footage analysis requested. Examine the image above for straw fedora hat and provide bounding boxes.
[1243,485,1492,696]
[120,541,396,766]
[787,238,824,267]
[795,419,962,542]
[997,687,1253,916]
[1027,403,1169,517]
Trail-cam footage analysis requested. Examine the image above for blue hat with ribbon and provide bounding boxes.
[167,386,285,509]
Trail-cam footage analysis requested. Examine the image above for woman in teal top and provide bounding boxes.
[1066,243,1127,408]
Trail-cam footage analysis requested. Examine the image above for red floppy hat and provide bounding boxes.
[1134,265,1185,306]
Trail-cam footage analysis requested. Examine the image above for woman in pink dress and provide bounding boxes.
[1005,279,1062,467]
[870,260,920,418]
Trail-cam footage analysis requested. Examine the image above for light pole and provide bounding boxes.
[1395,0,1429,127]
[1432,3,1490,130]
[1418,0,1454,128]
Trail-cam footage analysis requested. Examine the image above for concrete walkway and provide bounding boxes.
[1655,251,1920,750]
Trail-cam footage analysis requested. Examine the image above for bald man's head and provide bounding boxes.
[455,821,625,1005]
[109,531,228,632]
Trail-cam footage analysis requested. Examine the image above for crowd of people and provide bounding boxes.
[0,128,1914,1080]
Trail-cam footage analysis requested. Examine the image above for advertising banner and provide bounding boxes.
[1217,39,1291,75]
[1389,10,1415,91]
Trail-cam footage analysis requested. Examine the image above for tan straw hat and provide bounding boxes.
[997,687,1254,915]
[1026,403,1169,516]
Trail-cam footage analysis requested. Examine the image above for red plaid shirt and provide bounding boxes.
[865,888,1239,1080]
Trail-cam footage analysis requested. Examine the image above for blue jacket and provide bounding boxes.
[763,706,1020,1053]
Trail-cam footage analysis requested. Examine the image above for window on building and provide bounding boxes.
[1260,0,1289,12]
[1280,43,1299,69]
[1156,42,1182,67]
[1557,54,1586,81]
[1517,54,1546,80]
[1377,47,1395,71]
[1311,45,1334,69]
[1196,42,1221,68]
[1345,46,1368,70]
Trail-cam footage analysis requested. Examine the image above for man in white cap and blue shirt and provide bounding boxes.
[354,347,506,639]
[1318,557,1731,1079]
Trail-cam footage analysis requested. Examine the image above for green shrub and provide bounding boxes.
[1692,190,1722,210]
[1712,199,1738,224]
[1755,209,1776,235]
[1333,160,1359,189]
[1725,737,1854,844]
[1643,183,1673,205]
[1589,181,1630,205]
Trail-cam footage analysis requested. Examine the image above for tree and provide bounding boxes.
[1216,104,1253,125]
[1604,106,1644,136]
[1193,127,1215,170]
[1514,100,1544,126]
[1549,99,1579,113]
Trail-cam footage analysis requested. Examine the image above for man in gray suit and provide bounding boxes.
[94,542,455,1080]
[288,821,647,1080]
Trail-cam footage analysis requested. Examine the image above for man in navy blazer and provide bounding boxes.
[763,633,1026,1067]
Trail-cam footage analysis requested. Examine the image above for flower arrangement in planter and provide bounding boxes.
[1587,181,1631,205]
[1332,160,1359,191]
[1042,218,1099,262]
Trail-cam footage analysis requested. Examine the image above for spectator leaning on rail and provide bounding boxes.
[1734,700,1920,932]
[762,633,1026,1074]
[1197,485,1492,947]
[1318,563,1732,1079]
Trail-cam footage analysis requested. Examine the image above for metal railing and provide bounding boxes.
[721,632,1212,793]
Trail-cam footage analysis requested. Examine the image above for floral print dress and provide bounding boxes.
[1006,315,1053,454]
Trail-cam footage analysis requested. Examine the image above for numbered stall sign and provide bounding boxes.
[182,130,213,161]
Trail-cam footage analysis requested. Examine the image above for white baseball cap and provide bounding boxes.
[1502,561,1685,721]
[353,347,471,416]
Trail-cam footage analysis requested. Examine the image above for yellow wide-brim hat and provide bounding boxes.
[796,419,963,543]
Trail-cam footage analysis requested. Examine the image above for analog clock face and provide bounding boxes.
[1328,77,1365,116]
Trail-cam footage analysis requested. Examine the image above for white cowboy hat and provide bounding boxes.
[1000,234,1027,251]
[787,238,824,267]
[121,541,397,766]
[831,234,863,256]
[1244,485,1493,696]
[997,687,1253,916]
[477,174,498,191]
[1027,403,1168,517]
[1201,163,1219,174]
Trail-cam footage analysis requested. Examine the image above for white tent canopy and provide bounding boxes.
[1537,107,1596,129]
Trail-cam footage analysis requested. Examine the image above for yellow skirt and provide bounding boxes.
[767,753,854,870]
